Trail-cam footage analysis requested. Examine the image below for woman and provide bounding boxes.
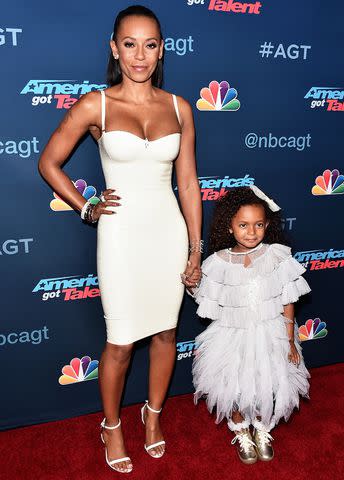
[38,5,202,474]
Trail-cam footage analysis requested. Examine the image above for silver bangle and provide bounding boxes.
[80,201,91,220]
[81,201,98,224]
[86,203,98,224]
[189,240,204,254]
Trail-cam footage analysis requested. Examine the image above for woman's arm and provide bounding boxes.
[38,91,106,213]
[175,96,202,287]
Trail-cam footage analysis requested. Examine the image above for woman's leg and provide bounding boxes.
[98,342,134,471]
[143,328,177,456]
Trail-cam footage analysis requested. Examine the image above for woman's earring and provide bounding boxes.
[113,54,119,60]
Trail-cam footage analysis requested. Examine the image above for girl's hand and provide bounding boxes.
[92,188,121,221]
[288,341,300,366]
[181,252,202,289]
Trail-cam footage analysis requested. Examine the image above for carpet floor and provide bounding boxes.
[1,363,343,480]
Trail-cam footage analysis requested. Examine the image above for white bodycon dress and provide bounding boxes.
[97,90,189,345]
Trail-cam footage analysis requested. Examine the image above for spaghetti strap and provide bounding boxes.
[100,90,106,132]
[172,94,181,125]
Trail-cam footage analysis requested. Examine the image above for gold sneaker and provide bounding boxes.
[231,428,258,464]
[252,427,274,461]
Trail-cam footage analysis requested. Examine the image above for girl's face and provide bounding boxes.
[229,204,269,252]
[111,15,163,84]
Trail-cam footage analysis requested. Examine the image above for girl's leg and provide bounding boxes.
[232,411,245,424]
[228,410,250,432]
[228,411,257,464]
[98,342,134,471]
[252,417,274,461]
[144,328,177,456]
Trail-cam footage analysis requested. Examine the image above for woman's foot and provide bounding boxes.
[141,402,165,457]
[101,420,133,473]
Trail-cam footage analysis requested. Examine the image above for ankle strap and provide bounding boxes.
[145,400,162,414]
[100,418,121,430]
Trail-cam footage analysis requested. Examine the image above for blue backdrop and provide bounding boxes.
[1,0,343,430]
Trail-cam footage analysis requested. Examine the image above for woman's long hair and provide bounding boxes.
[107,5,164,87]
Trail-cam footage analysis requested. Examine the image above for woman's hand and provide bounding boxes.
[181,252,202,289]
[92,188,121,221]
[288,340,300,366]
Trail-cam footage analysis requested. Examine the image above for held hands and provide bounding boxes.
[288,340,301,366]
[181,252,202,292]
[92,189,121,221]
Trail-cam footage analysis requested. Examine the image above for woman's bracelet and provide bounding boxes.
[189,240,204,254]
[81,201,97,224]
[80,201,90,220]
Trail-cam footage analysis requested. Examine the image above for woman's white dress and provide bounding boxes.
[97,90,188,345]
[192,243,311,429]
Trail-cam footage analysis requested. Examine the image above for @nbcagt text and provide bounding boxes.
[245,133,311,151]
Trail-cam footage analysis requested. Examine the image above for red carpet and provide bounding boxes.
[1,364,343,480]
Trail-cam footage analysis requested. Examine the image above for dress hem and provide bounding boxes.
[105,322,178,345]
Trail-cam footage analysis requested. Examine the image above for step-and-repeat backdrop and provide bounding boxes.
[1,0,343,430]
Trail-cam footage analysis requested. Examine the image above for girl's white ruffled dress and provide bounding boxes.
[192,243,311,430]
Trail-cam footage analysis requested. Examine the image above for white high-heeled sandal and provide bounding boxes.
[100,418,133,473]
[140,400,166,458]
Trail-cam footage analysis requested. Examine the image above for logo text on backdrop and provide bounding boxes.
[21,80,106,109]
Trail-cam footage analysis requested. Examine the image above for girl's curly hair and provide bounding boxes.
[208,187,288,254]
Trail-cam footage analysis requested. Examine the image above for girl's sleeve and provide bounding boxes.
[187,254,222,320]
[272,244,311,305]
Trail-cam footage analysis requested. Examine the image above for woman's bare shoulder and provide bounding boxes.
[76,90,102,110]
[64,90,102,127]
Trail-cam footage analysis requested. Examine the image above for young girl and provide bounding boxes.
[190,186,311,464]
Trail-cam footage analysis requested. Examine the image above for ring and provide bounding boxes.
[195,282,200,288]
[99,194,105,202]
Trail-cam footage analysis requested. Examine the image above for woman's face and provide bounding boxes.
[111,15,163,84]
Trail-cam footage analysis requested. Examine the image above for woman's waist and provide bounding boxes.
[101,164,174,192]
[103,181,175,194]
[98,192,184,221]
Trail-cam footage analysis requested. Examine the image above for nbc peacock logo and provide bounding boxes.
[311,169,344,195]
[298,318,328,342]
[58,356,99,385]
[196,80,240,111]
[50,179,100,211]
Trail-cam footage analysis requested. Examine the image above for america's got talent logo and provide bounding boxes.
[187,0,262,14]
[305,87,344,111]
[294,248,344,271]
[20,80,106,109]
[175,174,254,201]
[177,340,198,360]
[32,274,99,302]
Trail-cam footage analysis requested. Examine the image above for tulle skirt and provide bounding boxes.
[192,315,310,430]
